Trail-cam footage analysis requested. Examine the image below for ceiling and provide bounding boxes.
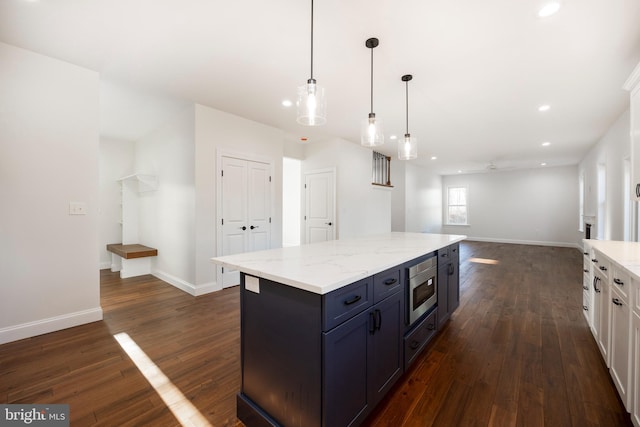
[1,0,639,175]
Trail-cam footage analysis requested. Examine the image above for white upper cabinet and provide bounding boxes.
[624,61,640,201]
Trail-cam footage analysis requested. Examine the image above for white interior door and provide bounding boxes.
[220,155,271,288]
[247,161,271,251]
[304,169,336,244]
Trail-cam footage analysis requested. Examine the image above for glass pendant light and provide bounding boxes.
[398,74,417,160]
[297,0,326,126]
[361,38,384,147]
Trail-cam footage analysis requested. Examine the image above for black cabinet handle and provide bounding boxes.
[583,252,589,255]
[599,266,607,271]
[384,278,397,286]
[375,309,382,331]
[592,259,598,263]
[344,295,362,305]
[583,305,588,311]
[409,340,420,350]
[636,183,640,198]
[614,278,624,286]
[250,225,259,230]
[593,276,601,293]
[583,286,588,291]
[325,222,332,226]
[612,298,623,306]
[583,269,589,273]
[369,312,375,334]
[240,226,247,230]
[448,264,454,275]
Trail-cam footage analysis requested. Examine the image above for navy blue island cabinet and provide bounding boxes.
[231,239,463,427]
[237,265,404,427]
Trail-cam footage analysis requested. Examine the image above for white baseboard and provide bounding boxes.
[465,236,582,250]
[0,307,103,345]
[152,270,219,296]
[99,261,111,270]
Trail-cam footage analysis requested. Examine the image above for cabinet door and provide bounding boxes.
[323,309,371,427]
[630,85,640,201]
[596,276,610,367]
[632,311,640,427]
[437,263,449,327]
[369,291,403,406]
[610,288,631,410]
[447,261,460,314]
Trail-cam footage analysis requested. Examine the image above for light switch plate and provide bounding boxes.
[69,202,87,215]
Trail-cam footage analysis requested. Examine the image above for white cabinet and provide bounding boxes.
[632,309,640,427]
[592,251,611,366]
[625,61,640,200]
[583,242,594,325]
[611,279,632,411]
[632,276,640,427]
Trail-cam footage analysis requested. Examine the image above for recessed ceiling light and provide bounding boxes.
[282,100,293,107]
[541,162,547,166]
[458,170,462,173]
[389,135,397,140]
[542,141,551,147]
[538,2,561,17]
[431,156,437,160]
[538,104,550,112]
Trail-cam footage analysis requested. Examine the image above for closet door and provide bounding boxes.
[220,156,271,288]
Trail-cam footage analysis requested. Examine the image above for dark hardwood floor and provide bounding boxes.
[0,242,633,426]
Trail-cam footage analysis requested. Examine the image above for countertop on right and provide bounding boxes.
[585,239,640,281]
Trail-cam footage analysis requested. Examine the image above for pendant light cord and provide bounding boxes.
[310,0,314,80]
[370,47,374,114]
[405,80,409,134]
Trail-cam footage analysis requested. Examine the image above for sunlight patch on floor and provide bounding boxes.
[469,257,500,265]
[114,332,212,427]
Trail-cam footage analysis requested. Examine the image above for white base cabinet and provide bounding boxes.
[611,285,632,410]
[632,310,640,427]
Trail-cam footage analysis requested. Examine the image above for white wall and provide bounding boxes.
[579,109,631,241]
[302,138,392,240]
[391,160,407,232]
[195,104,284,292]
[442,165,581,247]
[135,105,197,293]
[283,157,301,247]
[99,138,135,268]
[404,163,442,233]
[0,42,102,344]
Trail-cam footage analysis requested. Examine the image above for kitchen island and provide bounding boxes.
[211,232,466,427]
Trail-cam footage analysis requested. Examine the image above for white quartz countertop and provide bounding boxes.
[211,232,467,294]
[585,239,640,282]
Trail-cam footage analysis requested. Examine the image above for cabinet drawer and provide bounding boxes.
[633,277,640,315]
[323,277,373,331]
[404,309,437,370]
[591,250,610,280]
[374,267,402,303]
[611,266,630,303]
[438,246,450,266]
[449,243,460,262]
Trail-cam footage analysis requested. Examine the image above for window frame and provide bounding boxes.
[445,185,469,226]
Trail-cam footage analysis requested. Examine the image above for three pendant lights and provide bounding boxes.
[296,0,418,160]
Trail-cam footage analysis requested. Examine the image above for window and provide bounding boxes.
[447,186,468,225]
[372,151,392,187]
